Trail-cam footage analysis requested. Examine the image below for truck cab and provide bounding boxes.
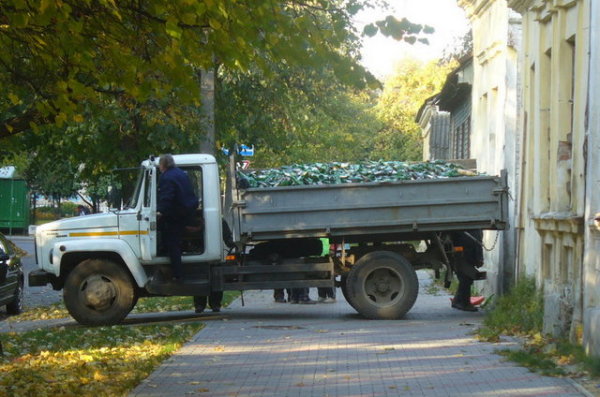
[29,154,225,325]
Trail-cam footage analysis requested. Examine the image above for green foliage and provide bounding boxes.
[0,0,439,193]
[371,59,456,161]
[0,0,434,198]
[21,153,80,201]
[0,0,388,140]
[34,202,79,220]
[217,65,381,168]
[497,334,600,379]
[468,276,600,380]
[478,276,543,342]
[363,16,434,45]
[497,348,566,377]
[132,291,239,314]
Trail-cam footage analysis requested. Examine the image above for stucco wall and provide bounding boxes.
[459,0,521,297]
[514,0,589,340]
[583,0,600,357]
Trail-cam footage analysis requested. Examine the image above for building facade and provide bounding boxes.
[461,0,600,356]
[582,1,600,357]
[417,57,473,162]
[506,0,596,351]
[458,0,521,297]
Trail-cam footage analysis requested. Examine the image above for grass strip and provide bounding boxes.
[477,277,600,379]
[0,322,204,396]
[10,291,240,323]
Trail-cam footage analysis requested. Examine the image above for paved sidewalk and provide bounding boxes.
[130,272,592,397]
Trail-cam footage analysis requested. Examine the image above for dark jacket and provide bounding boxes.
[158,167,199,220]
[451,230,483,266]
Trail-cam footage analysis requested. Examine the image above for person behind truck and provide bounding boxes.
[450,230,483,312]
[194,292,223,313]
[157,154,199,281]
[274,288,290,303]
[77,205,90,216]
[317,239,336,303]
[289,287,316,304]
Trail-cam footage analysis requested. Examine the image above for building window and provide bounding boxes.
[540,49,552,212]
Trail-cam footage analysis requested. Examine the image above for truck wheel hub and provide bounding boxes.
[365,268,402,304]
[375,279,390,293]
[81,275,116,311]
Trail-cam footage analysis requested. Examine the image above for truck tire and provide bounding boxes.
[340,275,357,310]
[346,251,418,320]
[64,259,136,326]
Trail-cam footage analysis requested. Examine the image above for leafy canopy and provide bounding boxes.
[370,58,455,161]
[217,65,381,168]
[0,0,387,139]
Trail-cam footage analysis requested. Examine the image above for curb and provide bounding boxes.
[567,378,597,397]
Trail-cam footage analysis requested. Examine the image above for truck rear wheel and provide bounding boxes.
[346,251,418,320]
[340,275,357,310]
[64,259,136,326]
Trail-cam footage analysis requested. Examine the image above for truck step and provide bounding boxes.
[145,279,211,296]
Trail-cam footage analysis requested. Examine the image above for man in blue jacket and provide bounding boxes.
[157,154,199,281]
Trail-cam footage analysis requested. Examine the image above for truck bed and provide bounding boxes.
[227,170,509,242]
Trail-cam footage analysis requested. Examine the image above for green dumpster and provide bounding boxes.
[0,167,30,232]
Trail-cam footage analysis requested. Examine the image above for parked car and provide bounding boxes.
[0,233,24,315]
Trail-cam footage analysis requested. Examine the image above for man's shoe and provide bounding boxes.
[451,301,478,312]
[274,298,287,303]
[289,299,299,304]
[211,307,221,313]
[299,299,317,305]
[194,307,205,314]
[323,297,336,304]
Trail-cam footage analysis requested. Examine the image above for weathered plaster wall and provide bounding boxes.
[583,0,600,357]
[511,0,589,340]
[458,0,521,297]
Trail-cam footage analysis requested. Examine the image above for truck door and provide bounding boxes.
[139,166,157,260]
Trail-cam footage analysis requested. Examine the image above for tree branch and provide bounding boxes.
[0,107,52,139]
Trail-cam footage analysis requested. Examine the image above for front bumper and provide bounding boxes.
[28,269,59,288]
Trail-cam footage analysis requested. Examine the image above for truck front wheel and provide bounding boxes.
[346,251,418,320]
[64,259,136,326]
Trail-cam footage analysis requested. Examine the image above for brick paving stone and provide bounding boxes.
[130,271,591,397]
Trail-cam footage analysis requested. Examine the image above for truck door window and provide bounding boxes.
[180,166,204,255]
[181,166,203,205]
[143,169,152,208]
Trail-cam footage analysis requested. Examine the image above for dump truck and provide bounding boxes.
[29,153,509,325]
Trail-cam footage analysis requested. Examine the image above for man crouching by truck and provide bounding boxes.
[450,230,484,312]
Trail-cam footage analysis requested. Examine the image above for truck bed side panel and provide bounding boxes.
[231,172,508,241]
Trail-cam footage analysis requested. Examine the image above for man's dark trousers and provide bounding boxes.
[163,218,185,280]
[454,271,473,305]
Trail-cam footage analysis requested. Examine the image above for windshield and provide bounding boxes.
[126,167,145,209]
